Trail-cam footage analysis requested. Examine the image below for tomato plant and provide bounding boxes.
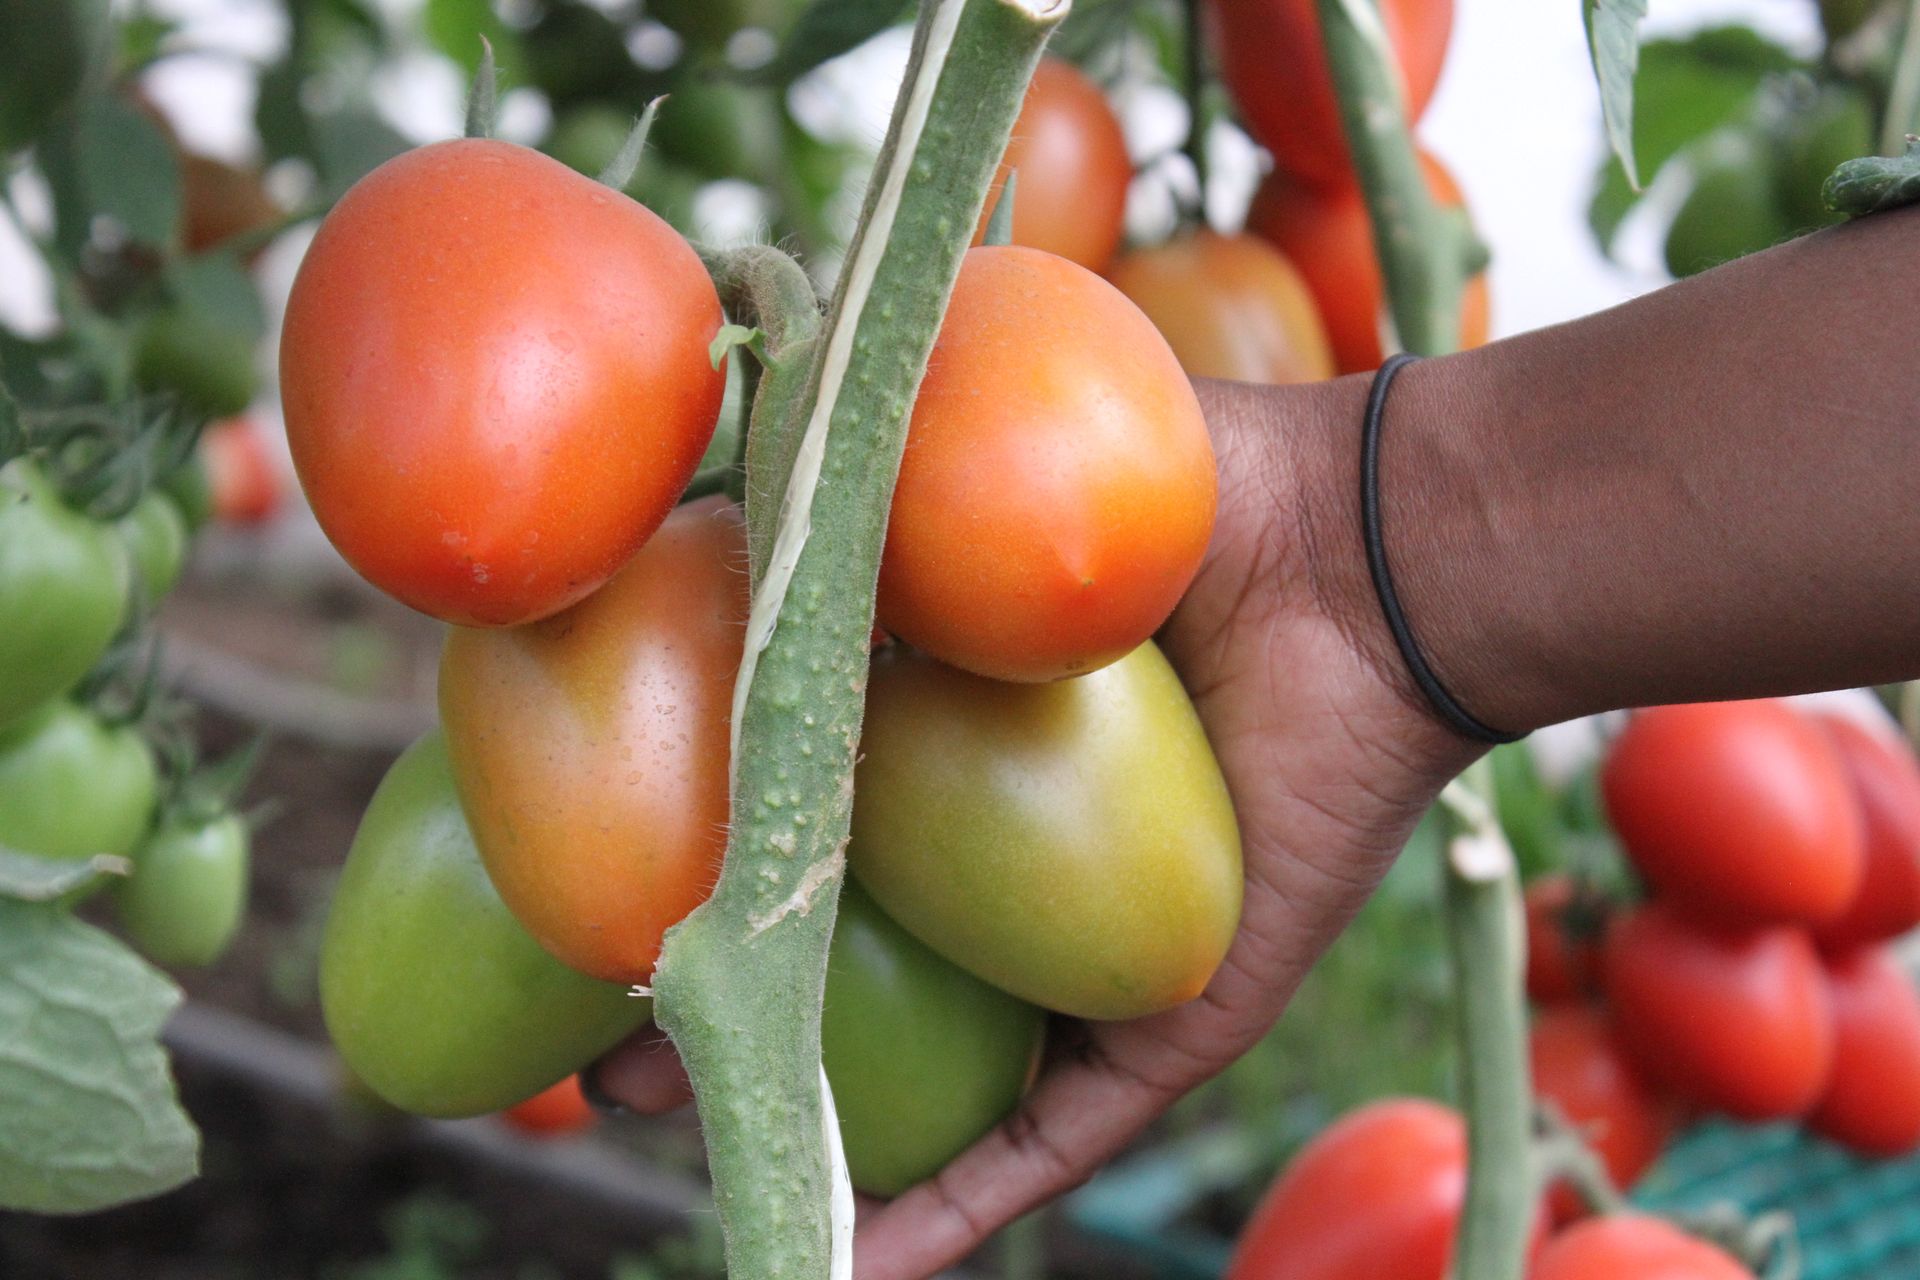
[133,305,259,419]
[115,812,248,968]
[877,245,1216,683]
[199,415,283,527]
[1530,1006,1675,1220]
[1524,874,1603,1005]
[501,1075,597,1138]
[320,731,650,1118]
[977,57,1131,273]
[1106,231,1335,384]
[0,700,158,863]
[439,498,746,984]
[1811,714,1920,951]
[848,640,1241,1021]
[821,879,1045,1196]
[1602,701,1864,926]
[1808,946,1920,1156]
[1602,901,1833,1120]
[115,491,188,608]
[281,138,726,627]
[1532,1215,1755,1280]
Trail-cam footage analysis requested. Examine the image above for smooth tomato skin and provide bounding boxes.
[202,415,283,527]
[1602,701,1865,927]
[1246,151,1489,374]
[1530,1006,1676,1220]
[116,812,249,968]
[1808,946,1920,1155]
[878,246,1216,683]
[1812,714,1920,951]
[1525,874,1602,1005]
[440,499,746,984]
[1211,0,1453,190]
[1106,231,1335,384]
[0,701,158,863]
[281,138,725,627]
[501,1075,596,1138]
[115,490,189,607]
[1533,1215,1754,1280]
[822,879,1045,1197]
[1601,901,1833,1120]
[0,460,130,730]
[977,57,1131,273]
[849,642,1241,1021]
[320,731,650,1118]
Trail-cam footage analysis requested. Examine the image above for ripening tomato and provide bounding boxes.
[878,246,1216,683]
[201,415,283,527]
[440,498,747,984]
[1106,231,1335,384]
[849,642,1241,1020]
[0,701,158,864]
[1808,946,1920,1155]
[179,154,281,258]
[1812,714,1920,951]
[116,811,249,968]
[976,57,1131,273]
[1602,701,1864,927]
[1246,151,1489,374]
[320,731,650,1117]
[501,1074,596,1138]
[281,138,725,627]
[1602,901,1833,1120]
[1525,874,1603,1005]
[1533,1215,1755,1280]
[1210,0,1454,190]
[823,879,1046,1196]
[1530,1006,1676,1221]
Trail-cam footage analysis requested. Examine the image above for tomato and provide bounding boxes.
[0,701,157,863]
[1601,901,1832,1120]
[1524,874,1603,1005]
[115,491,188,607]
[501,1074,596,1138]
[1808,946,1920,1155]
[822,879,1045,1196]
[0,459,129,729]
[1210,0,1453,190]
[281,138,725,627]
[1602,701,1864,927]
[1246,151,1489,375]
[179,154,281,258]
[1106,231,1334,384]
[161,452,213,532]
[849,641,1241,1020]
[320,731,650,1117]
[133,305,259,419]
[1530,1006,1675,1220]
[1812,715,1920,951]
[877,246,1216,683]
[200,415,282,527]
[1533,1215,1754,1280]
[977,57,1131,274]
[115,812,248,968]
[1663,129,1790,279]
[440,498,746,984]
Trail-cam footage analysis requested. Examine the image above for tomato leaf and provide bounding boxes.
[0,0,112,155]
[1585,0,1649,188]
[0,899,198,1213]
[164,252,268,345]
[0,847,130,902]
[1824,139,1920,214]
[709,323,768,371]
[37,91,181,260]
[744,0,911,86]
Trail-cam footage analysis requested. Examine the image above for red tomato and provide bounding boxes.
[1809,946,1920,1155]
[978,57,1131,274]
[1210,0,1454,190]
[1532,1215,1754,1280]
[1246,150,1489,375]
[1525,874,1603,1005]
[1602,701,1865,927]
[501,1074,596,1137]
[878,246,1216,683]
[1602,901,1833,1120]
[1530,1006,1676,1221]
[281,138,725,627]
[1812,714,1920,951]
[203,416,282,526]
[180,154,281,260]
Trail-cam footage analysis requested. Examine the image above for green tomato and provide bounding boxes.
[823,879,1044,1196]
[849,642,1243,1021]
[1664,128,1791,279]
[161,453,214,532]
[117,812,248,967]
[115,491,189,607]
[1774,87,1875,231]
[320,730,651,1118]
[0,459,130,730]
[133,307,258,418]
[0,700,158,861]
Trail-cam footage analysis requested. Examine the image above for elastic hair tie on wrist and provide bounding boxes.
[1360,353,1524,746]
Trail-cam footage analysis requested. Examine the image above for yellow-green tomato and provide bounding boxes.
[116,812,249,967]
[0,700,158,861]
[823,880,1045,1196]
[849,642,1242,1020]
[319,730,651,1118]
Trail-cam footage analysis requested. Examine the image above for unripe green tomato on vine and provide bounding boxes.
[1664,128,1792,279]
[115,491,189,608]
[0,701,158,864]
[133,307,259,419]
[117,812,249,968]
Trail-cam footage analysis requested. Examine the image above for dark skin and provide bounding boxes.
[595,206,1920,1278]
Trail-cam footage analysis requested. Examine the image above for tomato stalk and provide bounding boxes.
[648,4,1065,1278]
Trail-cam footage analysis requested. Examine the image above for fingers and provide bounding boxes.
[588,1023,693,1116]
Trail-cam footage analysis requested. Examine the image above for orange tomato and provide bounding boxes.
[501,1074,596,1137]
[282,138,724,627]
[439,498,746,984]
[1247,150,1489,374]
[1106,231,1334,383]
[977,57,1132,274]
[878,246,1216,683]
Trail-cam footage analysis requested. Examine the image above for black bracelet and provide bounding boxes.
[1361,353,1523,745]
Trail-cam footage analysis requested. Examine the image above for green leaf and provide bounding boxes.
[1585,0,1649,187]
[1824,140,1920,214]
[0,0,112,154]
[0,847,129,902]
[744,0,912,86]
[0,899,197,1213]
[39,91,181,258]
[426,0,525,82]
[309,107,411,199]
[0,381,22,463]
[163,253,268,344]
[709,323,767,370]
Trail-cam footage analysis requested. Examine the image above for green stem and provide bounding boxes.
[1881,0,1920,156]
[650,5,1065,1279]
[1183,0,1209,215]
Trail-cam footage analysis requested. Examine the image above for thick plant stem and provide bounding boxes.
[1437,763,1534,1280]
[650,5,1065,1280]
